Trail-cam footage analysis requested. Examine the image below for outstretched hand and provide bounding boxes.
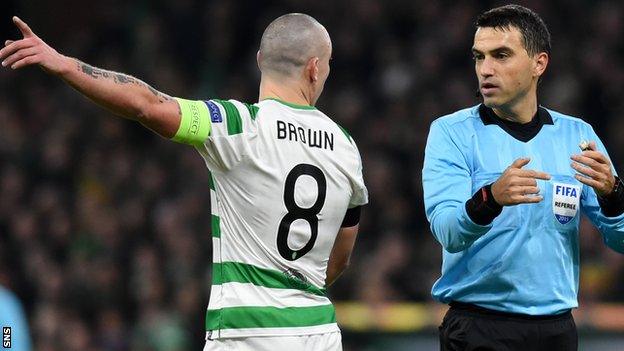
[1,16,67,74]
[491,157,551,206]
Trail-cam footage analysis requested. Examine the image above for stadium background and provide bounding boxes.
[1,0,624,350]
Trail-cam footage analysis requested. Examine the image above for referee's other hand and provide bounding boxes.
[570,141,616,197]
[491,157,551,206]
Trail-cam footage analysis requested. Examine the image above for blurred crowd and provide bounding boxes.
[2,0,624,350]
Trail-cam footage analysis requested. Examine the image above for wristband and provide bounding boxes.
[597,176,624,217]
[465,183,503,225]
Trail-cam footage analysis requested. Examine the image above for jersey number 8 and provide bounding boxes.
[277,163,327,261]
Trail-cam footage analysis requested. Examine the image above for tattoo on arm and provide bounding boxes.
[76,60,172,103]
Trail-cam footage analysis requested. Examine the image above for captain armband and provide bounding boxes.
[171,98,211,145]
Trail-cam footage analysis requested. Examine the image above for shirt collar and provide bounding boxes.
[478,104,554,143]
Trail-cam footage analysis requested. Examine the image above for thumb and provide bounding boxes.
[13,16,34,38]
[510,157,530,169]
[5,40,14,46]
[588,141,598,151]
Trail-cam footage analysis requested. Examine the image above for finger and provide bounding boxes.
[511,178,538,187]
[0,39,34,60]
[517,169,551,180]
[13,16,34,37]
[588,141,597,151]
[518,186,540,195]
[571,154,606,169]
[570,161,603,180]
[580,150,609,165]
[10,54,39,69]
[510,157,530,169]
[513,195,543,204]
[2,47,38,68]
[575,174,602,189]
[5,40,14,46]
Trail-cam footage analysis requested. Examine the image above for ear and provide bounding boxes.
[305,57,320,83]
[256,50,262,70]
[533,52,549,78]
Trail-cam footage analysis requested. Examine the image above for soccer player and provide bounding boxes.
[1,14,367,351]
[422,5,624,350]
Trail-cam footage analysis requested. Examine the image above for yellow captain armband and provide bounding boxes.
[172,98,212,145]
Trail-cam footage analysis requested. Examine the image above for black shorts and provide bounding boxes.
[439,301,578,351]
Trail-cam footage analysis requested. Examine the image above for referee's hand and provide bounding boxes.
[570,141,616,197]
[491,158,551,206]
[1,16,67,74]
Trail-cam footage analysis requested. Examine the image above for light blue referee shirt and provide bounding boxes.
[0,285,32,351]
[423,104,624,315]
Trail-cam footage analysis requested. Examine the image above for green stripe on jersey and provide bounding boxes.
[208,173,215,190]
[263,98,317,110]
[212,261,327,296]
[211,215,221,238]
[214,99,243,135]
[205,304,336,330]
[337,124,353,144]
[244,103,259,120]
[172,98,211,145]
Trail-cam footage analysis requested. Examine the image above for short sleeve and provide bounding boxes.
[349,140,369,208]
[191,99,259,172]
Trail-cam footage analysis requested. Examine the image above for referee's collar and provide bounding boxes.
[478,104,553,142]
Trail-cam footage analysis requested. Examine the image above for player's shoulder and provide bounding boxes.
[256,98,356,145]
[430,105,481,130]
[209,98,260,121]
[544,107,592,129]
[0,286,20,309]
[316,108,357,147]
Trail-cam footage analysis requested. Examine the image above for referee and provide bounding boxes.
[423,5,624,351]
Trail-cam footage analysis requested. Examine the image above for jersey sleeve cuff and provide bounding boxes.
[465,184,503,225]
[172,98,211,145]
[598,176,624,217]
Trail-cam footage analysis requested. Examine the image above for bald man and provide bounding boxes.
[1,14,367,351]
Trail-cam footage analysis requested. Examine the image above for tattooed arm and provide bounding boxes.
[63,60,181,137]
[0,17,180,138]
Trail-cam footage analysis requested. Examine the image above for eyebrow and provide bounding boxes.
[472,46,514,55]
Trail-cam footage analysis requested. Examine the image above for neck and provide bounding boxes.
[259,75,313,106]
[492,91,538,124]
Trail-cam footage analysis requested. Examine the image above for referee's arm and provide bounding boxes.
[422,121,493,253]
[576,133,624,253]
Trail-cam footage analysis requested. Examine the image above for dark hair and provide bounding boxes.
[476,4,551,56]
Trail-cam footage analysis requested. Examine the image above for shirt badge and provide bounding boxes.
[206,100,223,123]
[552,182,581,224]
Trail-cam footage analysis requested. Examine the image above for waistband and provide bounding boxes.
[449,301,572,321]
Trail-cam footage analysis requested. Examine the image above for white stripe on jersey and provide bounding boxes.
[208,282,331,309]
[209,323,340,339]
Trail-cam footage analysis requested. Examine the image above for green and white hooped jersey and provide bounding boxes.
[173,97,368,338]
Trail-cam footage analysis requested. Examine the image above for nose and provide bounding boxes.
[477,57,495,78]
